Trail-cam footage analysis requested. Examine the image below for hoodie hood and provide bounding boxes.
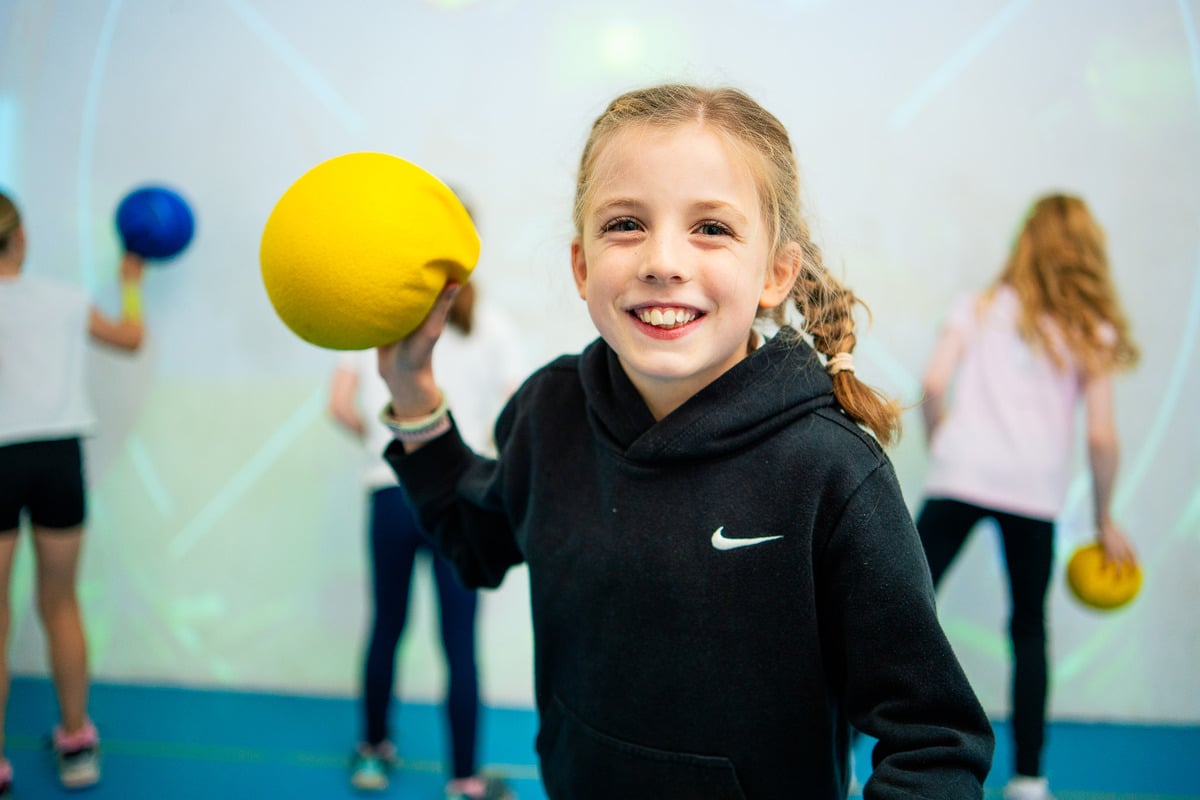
[578,326,838,463]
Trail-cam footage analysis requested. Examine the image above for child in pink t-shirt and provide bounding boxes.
[917,193,1140,800]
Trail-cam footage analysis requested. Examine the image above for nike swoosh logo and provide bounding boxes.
[710,526,783,551]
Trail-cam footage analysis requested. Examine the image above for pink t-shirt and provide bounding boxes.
[923,286,1098,519]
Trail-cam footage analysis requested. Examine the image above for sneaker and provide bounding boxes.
[350,742,397,792]
[1003,775,1054,800]
[445,774,515,800]
[53,722,101,789]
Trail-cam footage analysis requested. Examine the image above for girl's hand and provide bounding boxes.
[1096,519,1138,576]
[377,282,460,416]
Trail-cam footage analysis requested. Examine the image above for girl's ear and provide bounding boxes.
[760,241,801,308]
[570,238,588,300]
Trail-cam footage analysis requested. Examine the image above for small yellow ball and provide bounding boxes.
[260,152,479,350]
[1065,543,1142,611]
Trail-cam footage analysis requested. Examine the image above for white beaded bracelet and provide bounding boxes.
[379,395,451,444]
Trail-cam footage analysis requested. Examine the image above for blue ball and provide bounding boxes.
[115,186,195,260]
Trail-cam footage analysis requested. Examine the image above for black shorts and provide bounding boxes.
[0,437,87,532]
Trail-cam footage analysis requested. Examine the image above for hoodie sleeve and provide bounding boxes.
[384,412,523,590]
[818,459,995,798]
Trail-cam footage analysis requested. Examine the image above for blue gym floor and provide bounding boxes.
[5,676,1198,798]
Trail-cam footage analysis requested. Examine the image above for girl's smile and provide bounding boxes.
[629,304,702,337]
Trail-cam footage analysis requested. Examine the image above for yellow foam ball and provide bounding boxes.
[260,152,479,350]
[1065,543,1142,611]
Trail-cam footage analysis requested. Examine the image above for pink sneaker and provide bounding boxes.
[53,721,101,789]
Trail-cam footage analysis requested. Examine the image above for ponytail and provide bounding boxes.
[789,223,903,447]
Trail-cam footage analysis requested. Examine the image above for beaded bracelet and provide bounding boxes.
[379,395,451,443]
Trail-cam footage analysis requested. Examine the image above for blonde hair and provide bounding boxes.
[0,190,20,253]
[997,194,1138,376]
[573,84,902,446]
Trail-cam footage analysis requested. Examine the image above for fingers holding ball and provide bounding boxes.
[1066,543,1143,611]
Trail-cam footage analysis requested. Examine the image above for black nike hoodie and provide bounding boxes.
[388,328,994,799]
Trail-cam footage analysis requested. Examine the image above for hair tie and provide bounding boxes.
[826,352,855,375]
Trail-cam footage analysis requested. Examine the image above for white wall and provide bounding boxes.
[1,0,1197,723]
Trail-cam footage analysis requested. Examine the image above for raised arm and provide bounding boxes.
[377,281,523,588]
[1083,371,1137,570]
[88,252,146,351]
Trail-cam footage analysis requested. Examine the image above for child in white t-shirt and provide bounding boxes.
[0,189,147,796]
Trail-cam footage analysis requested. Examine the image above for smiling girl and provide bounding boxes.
[375,84,994,798]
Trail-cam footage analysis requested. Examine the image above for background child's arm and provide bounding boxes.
[328,365,365,440]
[88,251,145,351]
[920,324,964,445]
[1084,372,1137,570]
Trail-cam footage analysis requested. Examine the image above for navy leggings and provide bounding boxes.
[362,485,480,779]
[916,498,1054,779]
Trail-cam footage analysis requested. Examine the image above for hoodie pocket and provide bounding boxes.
[539,694,748,800]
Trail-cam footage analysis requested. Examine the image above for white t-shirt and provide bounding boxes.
[339,304,527,488]
[0,273,95,446]
[923,285,1103,519]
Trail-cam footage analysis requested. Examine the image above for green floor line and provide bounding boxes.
[5,734,540,780]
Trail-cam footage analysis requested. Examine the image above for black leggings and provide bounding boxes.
[362,486,480,779]
[916,498,1054,779]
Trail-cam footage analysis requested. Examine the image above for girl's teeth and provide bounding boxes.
[638,308,695,328]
